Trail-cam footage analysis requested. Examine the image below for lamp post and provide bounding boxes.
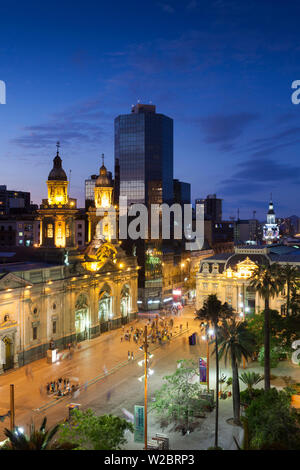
[10,384,15,430]
[202,324,214,393]
[137,326,154,449]
[206,336,210,392]
[144,325,148,450]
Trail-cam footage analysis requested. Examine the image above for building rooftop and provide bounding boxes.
[0,261,55,274]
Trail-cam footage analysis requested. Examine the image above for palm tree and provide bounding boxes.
[2,417,75,450]
[217,319,256,425]
[249,263,283,390]
[279,264,299,316]
[239,371,264,399]
[195,294,234,448]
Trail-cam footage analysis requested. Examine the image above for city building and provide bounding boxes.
[114,103,174,309]
[0,216,39,247]
[203,219,234,253]
[85,174,98,210]
[0,185,31,215]
[234,218,260,244]
[114,103,173,206]
[196,244,300,314]
[173,179,191,206]
[0,148,138,372]
[263,197,280,244]
[196,194,222,222]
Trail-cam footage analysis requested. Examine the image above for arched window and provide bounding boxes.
[120,285,130,317]
[75,294,89,342]
[99,284,112,322]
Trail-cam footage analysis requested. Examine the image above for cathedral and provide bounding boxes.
[0,148,138,373]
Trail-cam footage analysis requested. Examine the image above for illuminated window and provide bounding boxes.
[47,224,53,238]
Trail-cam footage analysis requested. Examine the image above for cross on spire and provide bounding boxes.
[56,141,60,155]
[101,153,105,166]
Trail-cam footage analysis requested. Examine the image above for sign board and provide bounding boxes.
[134,405,145,443]
[172,289,182,296]
[199,357,207,385]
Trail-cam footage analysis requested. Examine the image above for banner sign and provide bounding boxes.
[134,405,144,443]
[199,357,207,385]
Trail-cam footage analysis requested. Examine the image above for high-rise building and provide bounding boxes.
[196,194,222,222]
[85,174,98,210]
[173,179,191,206]
[114,103,174,309]
[114,103,173,206]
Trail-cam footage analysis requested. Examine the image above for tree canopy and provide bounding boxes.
[58,409,133,450]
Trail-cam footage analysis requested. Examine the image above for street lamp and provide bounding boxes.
[201,323,214,392]
[137,326,150,450]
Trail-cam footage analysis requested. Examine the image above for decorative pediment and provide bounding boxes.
[0,273,32,291]
[224,256,257,279]
[83,240,118,272]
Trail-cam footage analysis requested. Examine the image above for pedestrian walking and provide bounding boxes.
[128,351,130,360]
[131,351,134,360]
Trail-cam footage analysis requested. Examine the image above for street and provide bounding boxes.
[0,304,298,450]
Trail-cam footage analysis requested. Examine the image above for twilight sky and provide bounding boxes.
[1,0,300,220]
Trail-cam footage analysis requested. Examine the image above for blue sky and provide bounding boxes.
[1,0,300,220]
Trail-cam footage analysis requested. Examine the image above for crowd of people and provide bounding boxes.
[121,316,188,351]
[46,377,80,398]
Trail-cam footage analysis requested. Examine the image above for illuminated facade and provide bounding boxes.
[263,198,280,244]
[0,149,138,372]
[87,157,115,244]
[0,254,138,372]
[37,146,78,250]
[196,245,300,315]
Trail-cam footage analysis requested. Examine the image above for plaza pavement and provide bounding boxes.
[0,304,298,450]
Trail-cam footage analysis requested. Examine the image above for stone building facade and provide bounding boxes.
[196,245,300,315]
[0,148,138,373]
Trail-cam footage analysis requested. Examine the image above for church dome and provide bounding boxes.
[48,153,67,181]
[95,163,112,187]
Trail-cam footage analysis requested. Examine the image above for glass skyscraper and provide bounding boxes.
[114,104,174,309]
[114,103,173,207]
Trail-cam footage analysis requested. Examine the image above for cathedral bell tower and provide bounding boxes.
[87,154,115,243]
[37,143,78,251]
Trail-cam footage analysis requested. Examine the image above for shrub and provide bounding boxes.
[245,388,300,450]
[258,346,280,368]
[240,388,264,406]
